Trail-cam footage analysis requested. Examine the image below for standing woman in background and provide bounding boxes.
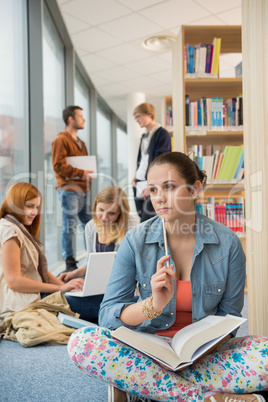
[60,186,137,283]
[0,182,99,322]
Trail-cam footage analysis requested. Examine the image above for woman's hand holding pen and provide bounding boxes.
[151,255,177,313]
[59,266,86,283]
[150,217,176,313]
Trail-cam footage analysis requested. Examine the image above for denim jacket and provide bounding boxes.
[99,212,246,334]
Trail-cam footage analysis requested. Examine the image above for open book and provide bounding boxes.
[112,314,246,371]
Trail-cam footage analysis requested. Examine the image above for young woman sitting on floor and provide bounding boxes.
[59,185,137,283]
[67,152,268,402]
[0,182,99,322]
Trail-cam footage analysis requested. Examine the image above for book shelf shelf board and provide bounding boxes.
[164,96,172,107]
[185,78,242,100]
[186,132,243,146]
[202,182,244,188]
[183,25,241,53]
[200,188,245,199]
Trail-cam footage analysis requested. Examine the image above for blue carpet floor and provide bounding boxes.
[0,295,249,401]
[0,339,108,402]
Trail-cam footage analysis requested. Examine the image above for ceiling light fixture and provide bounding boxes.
[142,35,176,52]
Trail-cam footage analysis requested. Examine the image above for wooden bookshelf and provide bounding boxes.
[200,182,244,195]
[171,25,245,258]
[182,26,241,53]
[172,25,243,149]
[186,131,243,146]
[172,24,243,165]
[185,77,242,100]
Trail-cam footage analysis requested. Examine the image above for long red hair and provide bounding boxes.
[0,182,42,238]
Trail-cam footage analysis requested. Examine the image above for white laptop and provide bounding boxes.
[66,155,97,179]
[66,155,97,172]
[65,251,116,297]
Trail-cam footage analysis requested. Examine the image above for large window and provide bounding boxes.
[116,126,128,189]
[0,0,129,272]
[43,3,65,266]
[74,68,91,256]
[96,107,113,191]
[0,0,29,203]
[74,68,90,151]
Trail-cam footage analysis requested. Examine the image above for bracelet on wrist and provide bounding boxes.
[141,295,162,320]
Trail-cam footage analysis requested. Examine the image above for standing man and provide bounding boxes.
[131,102,171,222]
[52,105,93,272]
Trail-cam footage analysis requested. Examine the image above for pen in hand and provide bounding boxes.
[162,218,170,267]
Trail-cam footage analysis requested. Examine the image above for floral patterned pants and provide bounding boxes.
[68,327,268,402]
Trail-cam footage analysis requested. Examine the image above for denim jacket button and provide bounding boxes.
[171,312,174,316]
[193,293,196,297]
[218,288,221,292]
[166,324,169,327]
[143,284,146,287]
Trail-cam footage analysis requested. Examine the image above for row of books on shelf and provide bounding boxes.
[189,145,244,182]
[165,105,173,127]
[184,38,221,77]
[196,198,245,233]
[185,95,243,129]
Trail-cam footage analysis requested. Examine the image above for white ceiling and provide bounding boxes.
[56,0,242,124]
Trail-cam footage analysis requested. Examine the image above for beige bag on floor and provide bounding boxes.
[0,291,80,347]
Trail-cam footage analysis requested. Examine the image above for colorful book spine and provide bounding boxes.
[197,201,244,233]
[186,96,242,130]
[184,39,221,77]
[185,94,190,126]
[188,45,195,73]
[190,146,244,183]
[212,38,221,75]
[205,44,213,73]
[166,106,173,126]
[198,42,207,74]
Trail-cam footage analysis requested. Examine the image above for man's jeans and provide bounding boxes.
[57,189,91,260]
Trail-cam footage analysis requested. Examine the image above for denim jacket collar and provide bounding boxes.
[144,217,164,246]
[194,212,219,257]
[144,212,219,248]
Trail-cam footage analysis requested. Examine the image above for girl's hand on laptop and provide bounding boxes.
[60,278,84,293]
[59,272,74,283]
[59,266,87,283]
